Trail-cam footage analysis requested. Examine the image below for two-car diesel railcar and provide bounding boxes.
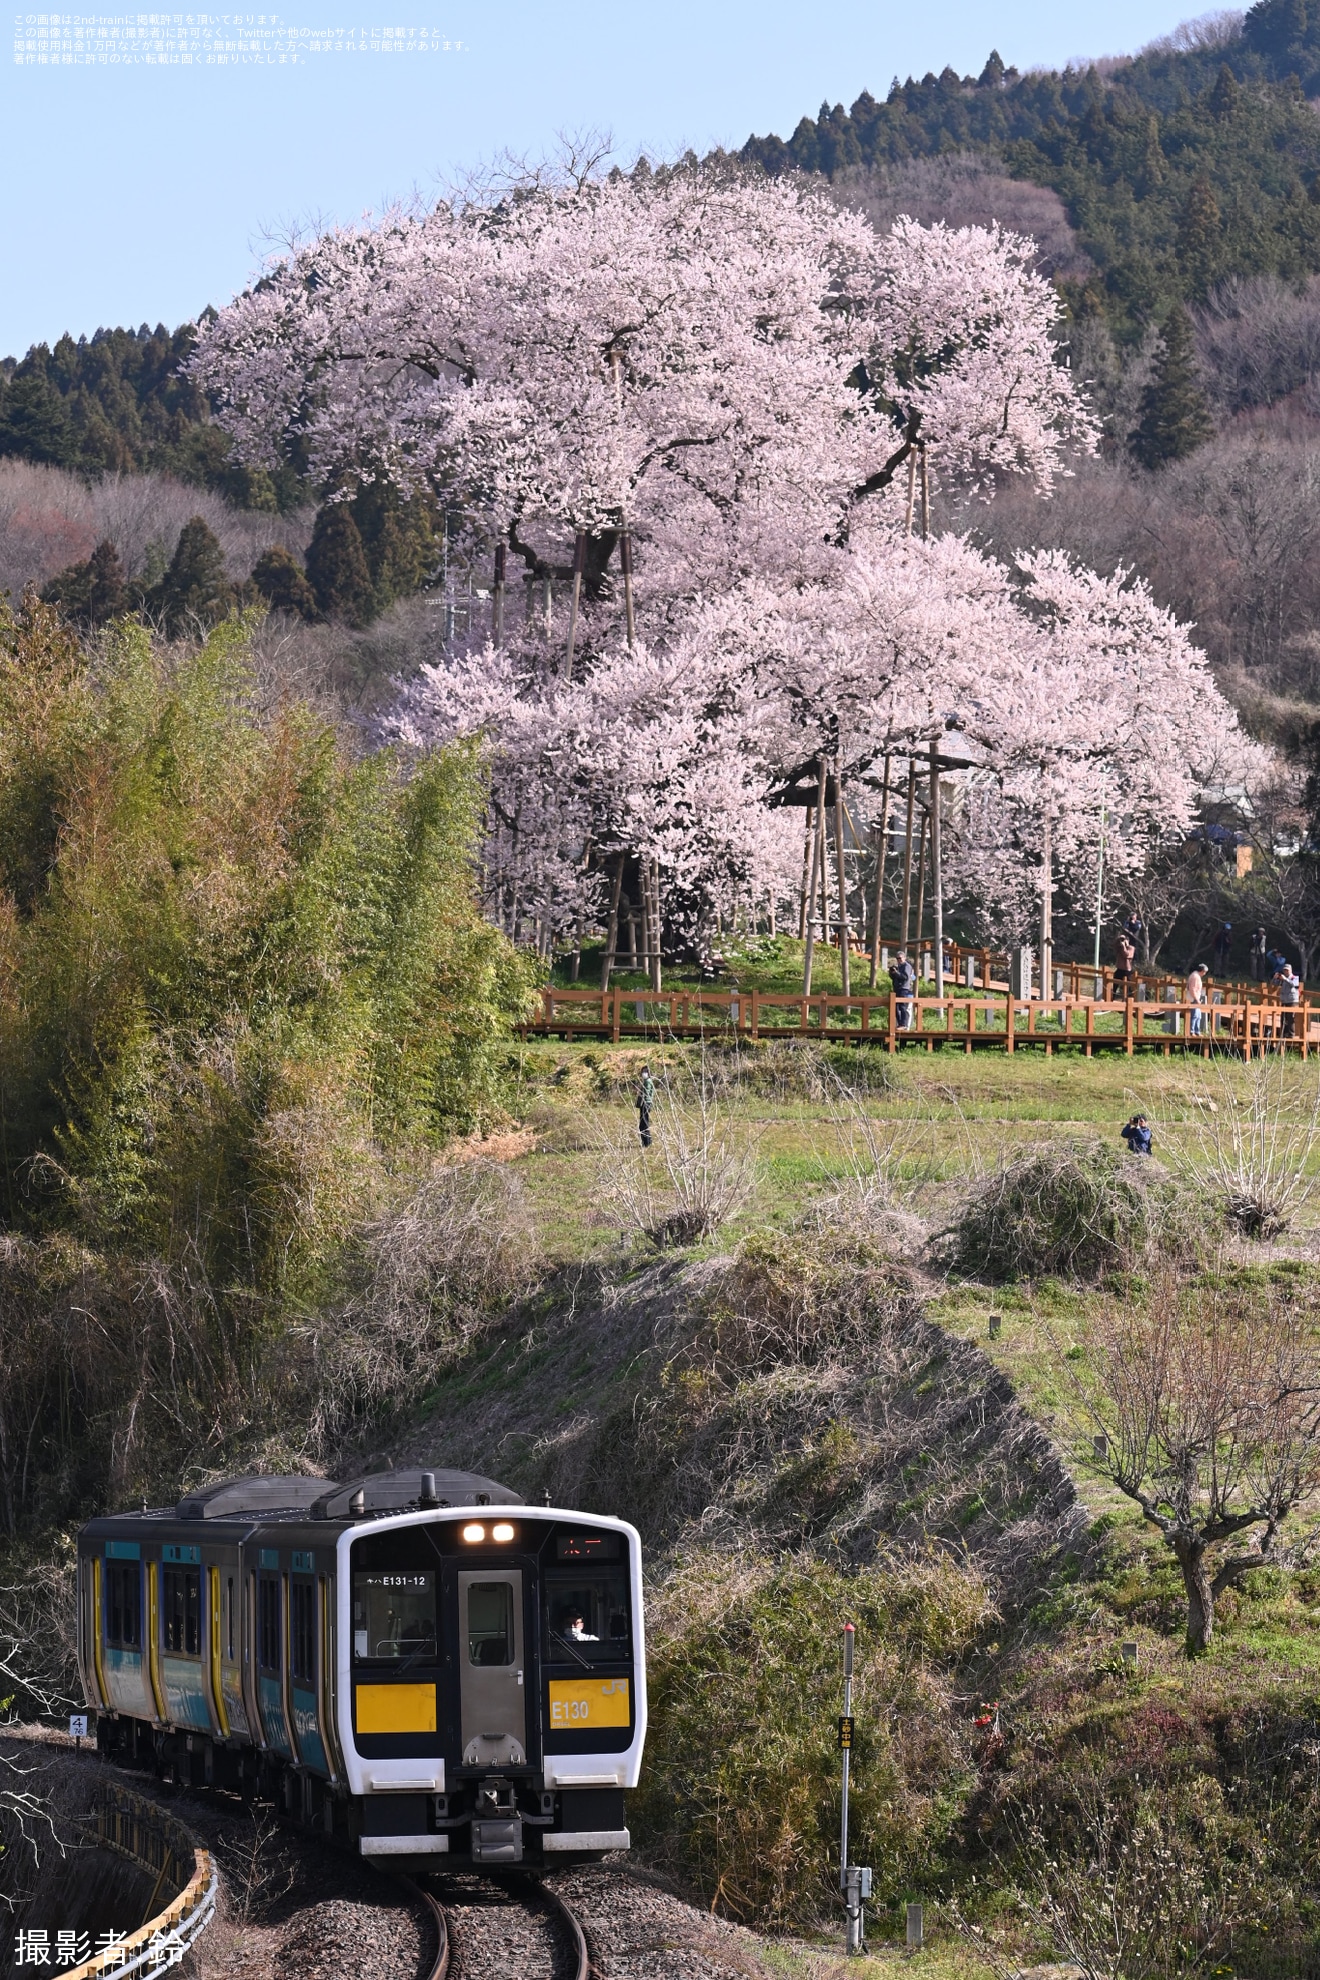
[76,1468,645,1866]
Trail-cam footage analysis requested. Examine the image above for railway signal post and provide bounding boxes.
[838,1621,872,1954]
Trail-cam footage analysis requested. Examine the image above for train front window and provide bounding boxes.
[543,1568,631,1664]
[353,1571,436,1664]
[468,1582,514,1666]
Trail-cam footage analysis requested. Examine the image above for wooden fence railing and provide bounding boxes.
[894,937,1284,1007]
[526,984,1318,1056]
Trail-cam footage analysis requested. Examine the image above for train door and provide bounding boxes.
[256,1568,293,1757]
[458,1570,526,1766]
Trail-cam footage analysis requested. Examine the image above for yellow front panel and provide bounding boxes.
[548,1677,631,1729]
[354,1682,437,1735]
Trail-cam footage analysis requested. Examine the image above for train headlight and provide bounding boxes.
[461,1522,486,1543]
[492,1522,515,1543]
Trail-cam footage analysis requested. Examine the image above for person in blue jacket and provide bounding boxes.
[1120,1113,1152,1156]
[890,949,917,1031]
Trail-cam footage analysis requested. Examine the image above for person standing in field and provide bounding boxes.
[1120,1113,1153,1156]
[636,1065,656,1148]
[1250,927,1268,981]
[1212,922,1232,975]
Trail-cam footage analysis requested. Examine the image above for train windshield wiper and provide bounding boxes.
[550,1629,592,1670]
[390,1640,438,1676]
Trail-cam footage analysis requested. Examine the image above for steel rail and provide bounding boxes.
[393,1873,451,1980]
[514,1872,591,1980]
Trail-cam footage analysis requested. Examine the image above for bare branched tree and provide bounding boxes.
[1164,1054,1320,1238]
[1068,1278,1320,1652]
[590,1047,757,1248]
[953,1782,1255,1980]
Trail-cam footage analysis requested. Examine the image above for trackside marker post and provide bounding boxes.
[839,1622,871,1954]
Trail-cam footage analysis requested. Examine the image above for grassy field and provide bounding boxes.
[502,1035,1320,1264]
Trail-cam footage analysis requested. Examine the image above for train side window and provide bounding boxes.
[258,1578,281,1673]
[162,1568,201,1657]
[290,1580,315,1685]
[105,1562,141,1650]
[468,1582,514,1667]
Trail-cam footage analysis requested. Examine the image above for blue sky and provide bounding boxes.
[5,0,1198,356]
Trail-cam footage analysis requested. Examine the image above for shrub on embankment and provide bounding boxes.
[946,1138,1193,1282]
[0,595,536,1543]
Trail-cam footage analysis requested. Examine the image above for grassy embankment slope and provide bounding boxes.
[364,1032,1320,1973]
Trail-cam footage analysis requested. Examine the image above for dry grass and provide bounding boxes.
[943,1139,1184,1283]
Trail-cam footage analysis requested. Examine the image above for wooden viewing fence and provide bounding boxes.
[877,936,1291,1008]
[527,983,1319,1057]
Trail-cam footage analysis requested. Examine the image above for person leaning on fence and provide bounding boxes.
[636,1065,656,1147]
[890,949,917,1031]
[1186,964,1206,1036]
[1273,962,1301,1038]
[1120,1113,1153,1156]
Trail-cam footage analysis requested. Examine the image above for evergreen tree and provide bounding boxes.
[86,540,129,625]
[251,545,319,621]
[1244,0,1309,57]
[0,358,76,466]
[306,503,375,625]
[1177,174,1223,296]
[41,539,129,629]
[1129,305,1216,468]
[1210,63,1240,118]
[152,517,233,633]
[350,483,439,613]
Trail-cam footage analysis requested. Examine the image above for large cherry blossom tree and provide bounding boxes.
[195,162,1262,979]
[193,167,1095,642]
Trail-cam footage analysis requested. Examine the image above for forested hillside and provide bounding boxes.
[740,0,1320,333]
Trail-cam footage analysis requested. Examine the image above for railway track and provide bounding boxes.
[399,1868,592,1980]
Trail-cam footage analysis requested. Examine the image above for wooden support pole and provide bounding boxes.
[930,733,944,998]
[904,452,917,537]
[648,856,662,992]
[817,799,830,947]
[1039,800,1053,999]
[803,757,827,995]
[619,531,637,649]
[914,807,928,947]
[492,541,506,647]
[799,804,815,941]
[920,442,930,541]
[869,753,893,989]
[834,757,851,995]
[900,762,916,947]
[564,530,587,681]
[600,854,624,990]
